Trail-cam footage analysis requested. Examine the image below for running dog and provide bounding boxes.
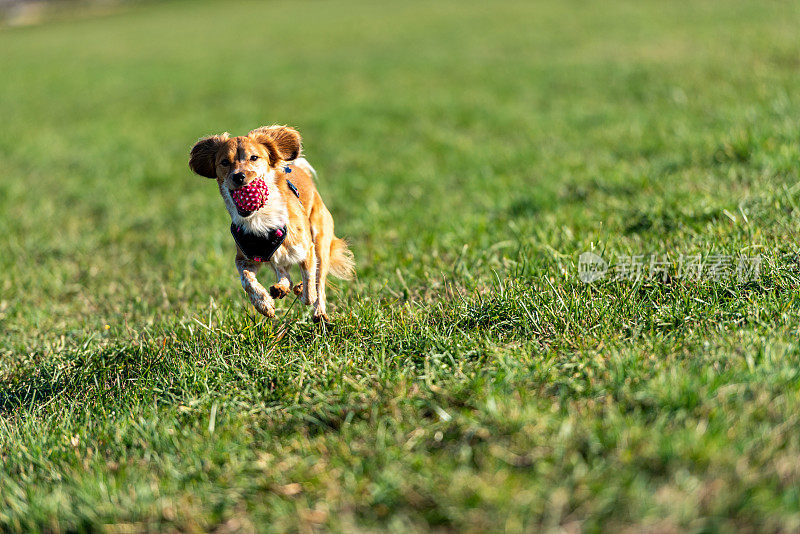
[189,125,354,323]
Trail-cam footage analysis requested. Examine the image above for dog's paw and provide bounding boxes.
[292,283,303,296]
[312,310,330,325]
[249,292,275,318]
[269,284,290,299]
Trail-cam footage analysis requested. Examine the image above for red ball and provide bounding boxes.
[231,178,268,212]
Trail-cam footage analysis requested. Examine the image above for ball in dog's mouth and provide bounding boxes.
[230,178,268,217]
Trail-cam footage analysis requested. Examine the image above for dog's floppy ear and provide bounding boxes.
[249,125,302,166]
[189,133,229,178]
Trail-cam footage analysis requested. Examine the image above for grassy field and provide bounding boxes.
[1,0,800,531]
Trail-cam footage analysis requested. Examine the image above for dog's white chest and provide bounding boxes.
[270,242,307,267]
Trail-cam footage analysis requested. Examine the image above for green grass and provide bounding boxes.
[2,0,800,531]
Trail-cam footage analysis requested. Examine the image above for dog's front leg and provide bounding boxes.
[236,256,275,318]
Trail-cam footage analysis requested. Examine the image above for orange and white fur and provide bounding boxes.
[189,125,354,323]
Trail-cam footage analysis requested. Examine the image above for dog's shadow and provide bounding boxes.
[0,344,155,415]
[0,317,335,416]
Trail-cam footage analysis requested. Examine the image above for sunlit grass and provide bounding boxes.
[1,0,800,531]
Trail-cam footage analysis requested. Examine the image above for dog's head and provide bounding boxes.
[189,125,301,189]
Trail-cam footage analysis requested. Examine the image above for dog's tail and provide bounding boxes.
[292,157,318,181]
[329,237,355,280]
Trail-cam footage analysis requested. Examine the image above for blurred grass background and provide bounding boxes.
[1,0,800,531]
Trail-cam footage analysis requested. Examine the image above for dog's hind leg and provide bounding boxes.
[269,264,292,299]
[236,254,275,318]
[312,213,333,324]
[299,246,317,308]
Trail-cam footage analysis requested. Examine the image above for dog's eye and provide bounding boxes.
[220,159,230,166]
[250,155,259,161]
